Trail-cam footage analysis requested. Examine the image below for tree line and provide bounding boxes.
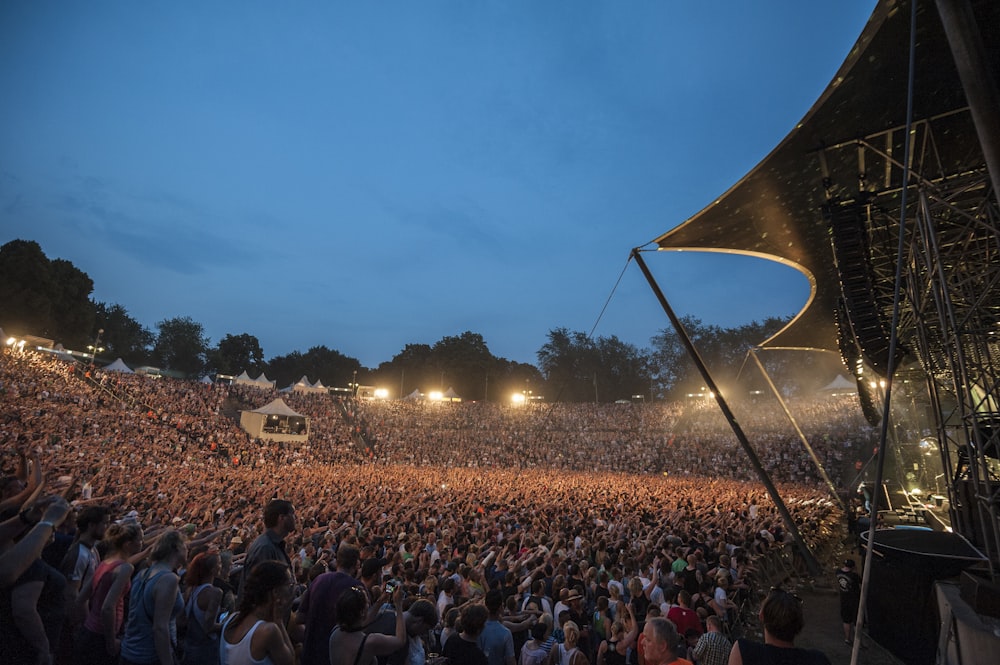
[1,239,837,401]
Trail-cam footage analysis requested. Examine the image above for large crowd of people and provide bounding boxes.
[1,348,859,664]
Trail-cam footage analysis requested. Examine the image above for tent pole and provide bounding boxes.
[632,248,822,577]
[749,348,845,510]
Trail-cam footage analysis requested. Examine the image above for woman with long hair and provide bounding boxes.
[181,551,223,665]
[328,584,406,665]
[76,522,144,665]
[120,529,187,665]
[220,560,294,665]
[596,603,637,665]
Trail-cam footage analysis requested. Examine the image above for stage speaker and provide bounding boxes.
[826,200,908,377]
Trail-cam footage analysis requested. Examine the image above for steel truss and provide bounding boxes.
[819,108,1000,571]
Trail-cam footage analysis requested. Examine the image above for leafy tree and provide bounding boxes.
[593,335,650,402]
[373,343,435,398]
[537,328,587,398]
[264,350,304,387]
[152,316,209,377]
[0,239,56,336]
[648,315,792,398]
[94,302,154,366]
[0,239,95,345]
[430,331,494,400]
[208,333,265,376]
[265,345,361,388]
[372,335,539,401]
[48,259,95,348]
[537,328,650,402]
[485,358,545,402]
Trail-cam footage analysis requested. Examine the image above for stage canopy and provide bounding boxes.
[651,0,998,352]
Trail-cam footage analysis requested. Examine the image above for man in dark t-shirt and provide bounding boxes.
[296,544,362,665]
[836,559,862,644]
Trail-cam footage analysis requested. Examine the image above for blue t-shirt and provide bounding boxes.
[478,619,514,665]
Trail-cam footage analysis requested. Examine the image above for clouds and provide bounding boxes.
[0,2,875,367]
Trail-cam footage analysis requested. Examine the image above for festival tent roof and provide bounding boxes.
[239,398,309,442]
[199,375,213,384]
[103,358,134,373]
[254,373,276,388]
[820,375,855,392]
[234,371,265,388]
[249,398,304,417]
[443,387,462,402]
[650,0,998,353]
[285,375,327,393]
[404,389,422,400]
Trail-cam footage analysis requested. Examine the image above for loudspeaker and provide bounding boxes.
[826,201,908,377]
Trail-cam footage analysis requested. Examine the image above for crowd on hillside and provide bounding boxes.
[347,391,872,487]
[0,348,851,664]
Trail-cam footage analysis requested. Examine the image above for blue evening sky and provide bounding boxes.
[1,2,875,368]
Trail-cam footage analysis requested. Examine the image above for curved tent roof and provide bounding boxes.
[652,0,998,352]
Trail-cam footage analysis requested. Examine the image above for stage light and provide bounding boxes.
[374,388,389,399]
[511,393,525,404]
[428,391,443,401]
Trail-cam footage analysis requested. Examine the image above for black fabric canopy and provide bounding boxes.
[652,0,998,352]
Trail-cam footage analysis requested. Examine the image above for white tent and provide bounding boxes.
[103,358,134,373]
[820,375,856,394]
[239,398,309,442]
[287,375,326,393]
[254,373,276,389]
[443,387,462,403]
[199,375,213,384]
[234,371,262,388]
[404,389,423,400]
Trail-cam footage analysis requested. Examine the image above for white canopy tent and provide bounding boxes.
[287,375,326,394]
[819,375,856,395]
[103,358,134,374]
[239,398,309,442]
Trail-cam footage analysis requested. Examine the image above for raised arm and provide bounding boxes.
[0,497,69,586]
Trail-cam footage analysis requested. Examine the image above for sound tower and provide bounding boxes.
[825,200,908,377]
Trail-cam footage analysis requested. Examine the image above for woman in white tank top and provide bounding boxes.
[220,561,295,665]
